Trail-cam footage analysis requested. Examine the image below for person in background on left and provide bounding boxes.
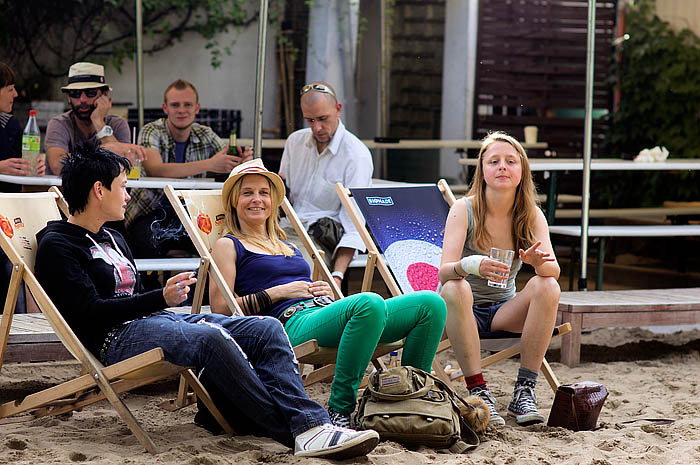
[0,61,45,315]
[125,79,252,259]
[0,61,46,188]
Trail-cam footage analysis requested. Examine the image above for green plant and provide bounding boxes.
[0,0,257,78]
[597,0,700,207]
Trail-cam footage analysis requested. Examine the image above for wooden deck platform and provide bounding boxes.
[2,307,203,364]
[557,288,700,367]
[4,313,71,363]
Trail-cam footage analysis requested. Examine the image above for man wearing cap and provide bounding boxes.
[279,81,372,288]
[46,62,147,175]
[124,79,252,259]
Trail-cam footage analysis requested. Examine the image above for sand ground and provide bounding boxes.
[2,326,699,465]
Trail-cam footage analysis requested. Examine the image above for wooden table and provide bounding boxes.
[238,138,548,150]
[0,174,224,189]
[557,288,700,366]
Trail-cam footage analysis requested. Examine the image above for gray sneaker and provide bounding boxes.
[508,383,545,425]
[470,386,505,427]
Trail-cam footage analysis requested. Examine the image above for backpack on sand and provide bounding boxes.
[354,366,483,453]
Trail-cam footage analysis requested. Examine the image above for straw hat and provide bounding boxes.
[61,62,112,92]
[221,158,285,207]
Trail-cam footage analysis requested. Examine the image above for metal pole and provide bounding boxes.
[135,0,144,132]
[579,0,596,291]
[379,0,389,178]
[253,0,269,159]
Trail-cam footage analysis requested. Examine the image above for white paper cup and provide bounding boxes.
[524,126,538,145]
[488,247,514,288]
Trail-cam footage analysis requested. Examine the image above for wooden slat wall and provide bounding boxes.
[474,0,618,157]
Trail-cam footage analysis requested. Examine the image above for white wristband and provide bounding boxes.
[331,271,345,281]
[460,255,487,277]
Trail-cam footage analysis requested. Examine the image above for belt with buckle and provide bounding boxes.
[278,295,334,325]
[99,324,125,364]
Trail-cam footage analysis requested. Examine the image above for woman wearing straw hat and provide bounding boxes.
[210,159,447,428]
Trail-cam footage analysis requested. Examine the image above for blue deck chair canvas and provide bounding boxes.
[335,180,570,392]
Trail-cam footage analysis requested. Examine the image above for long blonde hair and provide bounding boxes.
[466,131,540,253]
[223,175,294,257]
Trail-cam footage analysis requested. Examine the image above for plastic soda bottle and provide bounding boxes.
[388,351,399,368]
[227,130,238,155]
[21,110,41,176]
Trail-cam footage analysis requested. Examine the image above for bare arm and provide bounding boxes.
[209,237,242,315]
[519,209,560,279]
[142,145,252,178]
[332,246,355,287]
[438,199,472,284]
[46,146,67,175]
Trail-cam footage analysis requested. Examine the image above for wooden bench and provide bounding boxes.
[549,224,700,290]
[554,206,700,221]
[557,288,700,367]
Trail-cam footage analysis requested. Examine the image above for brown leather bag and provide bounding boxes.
[547,382,608,431]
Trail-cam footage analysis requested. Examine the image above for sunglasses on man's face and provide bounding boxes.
[300,83,336,98]
[67,89,99,99]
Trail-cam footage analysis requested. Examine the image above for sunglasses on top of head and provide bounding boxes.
[300,83,336,98]
[67,89,100,99]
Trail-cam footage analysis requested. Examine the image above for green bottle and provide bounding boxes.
[227,130,237,155]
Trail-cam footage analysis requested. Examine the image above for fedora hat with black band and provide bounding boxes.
[222,158,285,207]
[61,62,112,92]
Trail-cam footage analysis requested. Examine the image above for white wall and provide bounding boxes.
[105,22,278,138]
[439,0,478,181]
[655,0,700,36]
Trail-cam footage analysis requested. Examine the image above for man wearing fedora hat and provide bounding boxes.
[279,82,372,288]
[46,62,148,175]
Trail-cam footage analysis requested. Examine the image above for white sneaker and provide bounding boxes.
[294,423,380,459]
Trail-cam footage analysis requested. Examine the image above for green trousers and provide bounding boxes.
[284,291,447,414]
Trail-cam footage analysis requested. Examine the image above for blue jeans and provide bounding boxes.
[104,311,329,447]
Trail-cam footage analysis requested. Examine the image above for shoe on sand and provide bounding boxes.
[294,423,379,459]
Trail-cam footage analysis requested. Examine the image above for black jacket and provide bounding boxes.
[35,220,166,357]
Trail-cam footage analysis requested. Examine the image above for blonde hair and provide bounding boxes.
[223,175,294,257]
[466,131,540,253]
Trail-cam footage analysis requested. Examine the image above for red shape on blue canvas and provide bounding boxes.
[407,262,439,291]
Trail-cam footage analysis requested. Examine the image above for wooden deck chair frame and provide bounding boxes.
[164,185,403,390]
[0,188,233,454]
[334,180,571,393]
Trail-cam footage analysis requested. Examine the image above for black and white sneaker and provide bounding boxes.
[328,407,352,428]
[294,424,379,459]
[508,382,545,425]
[470,386,505,427]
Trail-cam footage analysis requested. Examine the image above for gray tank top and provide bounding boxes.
[462,197,521,305]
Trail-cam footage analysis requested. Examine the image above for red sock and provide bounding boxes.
[465,373,486,391]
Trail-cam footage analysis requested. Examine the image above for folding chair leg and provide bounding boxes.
[190,259,210,314]
[361,252,377,293]
[93,369,160,454]
[159,375,196,411]
[302,364,336,386]
[540,358,561,393]
[431,358,454,388]
[180,369,235,435]
[0,264,24,371]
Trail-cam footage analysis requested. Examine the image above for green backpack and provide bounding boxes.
[355,366,480,453]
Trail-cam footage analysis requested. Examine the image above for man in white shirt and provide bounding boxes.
[279,82,373,288]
